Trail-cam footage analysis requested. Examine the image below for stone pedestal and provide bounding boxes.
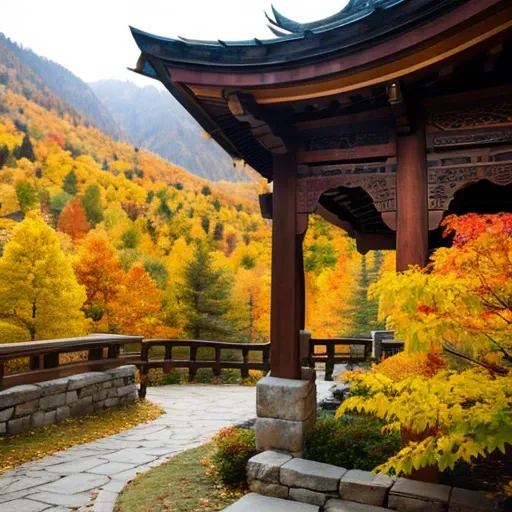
[255,373,316,456]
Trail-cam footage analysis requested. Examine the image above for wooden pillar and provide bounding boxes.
[270,152,301,379]
[396,106,428,271]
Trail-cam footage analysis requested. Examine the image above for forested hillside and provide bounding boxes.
[0,33,122,140]
[0,36,389,344]
[91,80,255,182]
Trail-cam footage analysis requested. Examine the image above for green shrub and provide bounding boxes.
[211,427,256,486]
[304,415,400,471]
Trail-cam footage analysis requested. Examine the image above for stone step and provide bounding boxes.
[325,499,389,511]
[223,493,320,511]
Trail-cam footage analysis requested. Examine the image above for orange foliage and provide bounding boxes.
[109,264,172,338]
[375,351,445,382]
[57,198,90,241]
[73,230,124,313]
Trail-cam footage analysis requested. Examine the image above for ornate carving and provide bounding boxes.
[303,129,389,151]
[432,131,512,148]
[297,164,396,215]
[427,162,512,227]
[430,100,512,131]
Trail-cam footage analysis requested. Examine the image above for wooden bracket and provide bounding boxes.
[228,92,288,154]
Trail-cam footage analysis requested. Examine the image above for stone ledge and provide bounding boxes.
[223,493,319,511]
[0,366,137,436]
[448,487,495,512]
[247,451,293,484]
[325,499,389,511]
[250,479,289,499]
[280,458,346,492]
[247,452,495,512]
[339,469,394,507]
[390,477,451,503]
[0,385,42,409]
[289,487,330,507]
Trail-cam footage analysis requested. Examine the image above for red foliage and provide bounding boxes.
[57,198,90,241]
[442,213,512,247]
[47,133,65,148]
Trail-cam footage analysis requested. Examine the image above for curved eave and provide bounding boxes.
[129,0,460,72]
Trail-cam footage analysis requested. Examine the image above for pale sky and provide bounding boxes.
[1,0,346,86]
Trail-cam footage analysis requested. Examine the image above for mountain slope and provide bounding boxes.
[0,33,122,140]
[90,80,255,182]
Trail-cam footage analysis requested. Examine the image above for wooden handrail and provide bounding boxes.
[0,333,403,393]
[0,334,143,391]
[309,337,373,380]
[138,338,271,398]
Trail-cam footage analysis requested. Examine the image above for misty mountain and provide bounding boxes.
[90,80,254,182]
[0,33,122,140]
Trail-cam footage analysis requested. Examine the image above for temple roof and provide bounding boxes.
[129,0,511,186]
[130,0,459,72]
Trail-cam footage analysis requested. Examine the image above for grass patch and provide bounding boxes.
[115,444,243,512]
[0,400,164,474]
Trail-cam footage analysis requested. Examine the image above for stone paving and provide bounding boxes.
[0,385,257,512]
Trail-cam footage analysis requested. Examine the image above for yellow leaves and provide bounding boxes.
[339,367,512,476]
[0,401,164,474]
[0,213,87,340]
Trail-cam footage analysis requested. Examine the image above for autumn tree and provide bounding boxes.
[0,214,87,340]
[73,229,125,326]
[110,264,165,337]
[339,214,512,478]
[179,242,233,340]
[57,198,90,241]
[62,169,78,195]
[81,184,103,226]
[15,180,38,212]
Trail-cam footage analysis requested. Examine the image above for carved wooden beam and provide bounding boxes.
[227,93,287,154]
[428,160,512,228]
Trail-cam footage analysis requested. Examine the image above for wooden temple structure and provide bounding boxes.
[131,0,512,380]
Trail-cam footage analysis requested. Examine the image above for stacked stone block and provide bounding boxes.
[247,451,496,511]
[0,365,137,435]
[255,373,317,456]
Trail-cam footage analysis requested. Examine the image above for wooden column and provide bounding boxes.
[396,106,428,271]
[270,152,301,379]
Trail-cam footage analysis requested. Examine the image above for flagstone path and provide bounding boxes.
[0,379,338,512]
[0,385,257,512]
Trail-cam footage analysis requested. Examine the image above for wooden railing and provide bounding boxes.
[138,339,271,398]
[0,332,403,392]
[308,337,372,381]
[0,334,143,391]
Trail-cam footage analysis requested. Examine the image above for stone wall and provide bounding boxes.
[0,365,138,435]
[247,451,495,511]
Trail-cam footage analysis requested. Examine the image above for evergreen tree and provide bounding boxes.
[62,169,78,195]
[16,134,36,162]
[179,243,233,340]
[201,216,210,234]
[212,198,221,212]
[81,184,103,226]
[345,251,385,336]
[0,145,9,168]
[213,222,224,241]
[345,252,385,337]
[201,185,211,196]
[157,198,172,220]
